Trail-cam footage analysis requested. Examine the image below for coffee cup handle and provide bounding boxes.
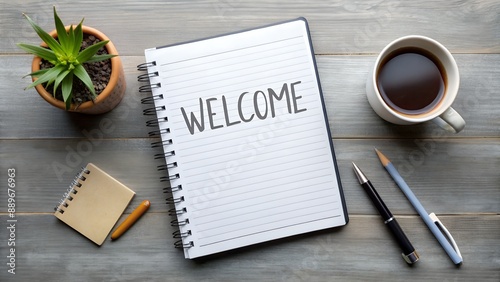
[432,107,466,133]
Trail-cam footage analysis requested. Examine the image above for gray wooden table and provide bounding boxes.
[1,1,499,281]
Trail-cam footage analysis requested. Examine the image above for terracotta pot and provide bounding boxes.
[31,25,126,114]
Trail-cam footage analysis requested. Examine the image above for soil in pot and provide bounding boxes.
[39,34,111,108]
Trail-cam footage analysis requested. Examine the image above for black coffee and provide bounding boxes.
[377,47,445,115]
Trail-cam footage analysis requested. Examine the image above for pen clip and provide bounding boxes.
[429,213,462,260]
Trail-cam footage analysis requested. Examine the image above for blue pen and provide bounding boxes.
[375,149,463,265]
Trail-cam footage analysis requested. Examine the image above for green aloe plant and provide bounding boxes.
[18,7,116,110]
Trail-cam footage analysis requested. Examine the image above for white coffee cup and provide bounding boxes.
[366,35,465,133]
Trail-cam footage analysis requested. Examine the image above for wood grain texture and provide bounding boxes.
[1,54,499,139]
[1,139,498,214]
[318,54,500,138]
[2,0,499,55]
[0,213,498,281]
[0,0,499,280]
[0,55,150,139]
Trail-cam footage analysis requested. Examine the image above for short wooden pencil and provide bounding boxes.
[111,200,150,240]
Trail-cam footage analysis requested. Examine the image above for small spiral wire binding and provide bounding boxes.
[171,218,189,226]
[170,184,183,192]
[154,151,175,159]
[139,60,193,251]
[139,83,161,93]
[137,61,156,71]
[152,139,173,148]
[166,196,184,204]
[138,71,159,82]
[143,106,166,115]
[54,167,90,213]
[157,162,177,170]
[160,174,180,182]
[146,116,168,127]
[172,229,191,238]
[174,240,194,249]
[169,207,187,216]
[141,94,164,105]
[163,184,182,193]
[148,128,170,137]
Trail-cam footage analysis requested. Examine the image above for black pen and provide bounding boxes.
[352,162,419,264]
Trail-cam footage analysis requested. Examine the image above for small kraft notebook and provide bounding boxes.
[54,163,135,245]
[138,18,348,259]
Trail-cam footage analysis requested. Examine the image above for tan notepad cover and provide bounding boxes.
[54,163,135,245]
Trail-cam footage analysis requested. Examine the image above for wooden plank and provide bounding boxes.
[0,213,498,281]
[319,54,500,139]
[1,54,499,139]
[1,1,497,281]
[1,139,498,214]
[0,55,150,139]
[339,138,500,215]
[0,138,166,214]
[2,0,499,55]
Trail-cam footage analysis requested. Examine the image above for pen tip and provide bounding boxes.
[352,162,361,171]
[351,162,367,184]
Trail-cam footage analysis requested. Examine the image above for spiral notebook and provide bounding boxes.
[139,18,348,259]
[54,163,136,245]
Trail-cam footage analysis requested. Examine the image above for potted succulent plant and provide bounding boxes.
[18,7,126,114]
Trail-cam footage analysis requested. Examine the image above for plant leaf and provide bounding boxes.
[22,13,64,55]
[85,54,116,63]
[17,43,58,62]
[53,6,69,52]
[72,20,84,55]
[25,64,66,89]
[24,68,49,78]
[53,69,71,95]
[61,72,74,110]
[76,40,109,63]
[67,25,76,56]
[73,64,96,97]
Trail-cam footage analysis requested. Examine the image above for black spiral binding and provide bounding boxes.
[138,71,159,82]
[54,167,90,213]
[173,229,191,238]
[175,240,194,248]
[141,94,164,105]
[139,83,161,93]
[152,139,173,148]
[148,128,170,137]
[166,195,184,204]
[162,184,182,194]
[146,117,168,127]
[154,151,176,159]
[137,61,156,71]
[160,174,180,182]
[143,105,166,115]
[138,60,193,250]
[169,207,187,216]
[157,162,177,170]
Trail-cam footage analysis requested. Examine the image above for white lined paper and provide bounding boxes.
[145,18,346,259]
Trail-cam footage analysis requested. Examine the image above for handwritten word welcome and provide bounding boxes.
[181,81,306,135]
